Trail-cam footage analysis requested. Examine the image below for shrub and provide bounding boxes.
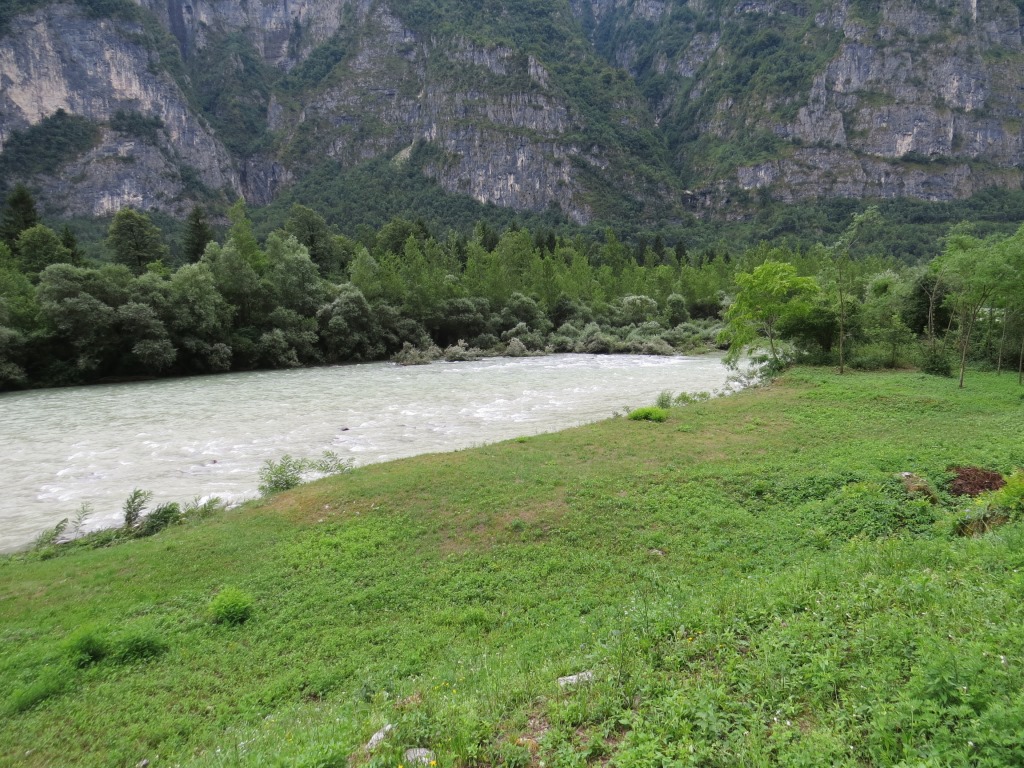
[506,337,528,357]
[628,407,668,422]
[258,454,308,495]
[919,345,953,377]
[209,586,254,625]
[655,390,673,409]
[258,452,351,496]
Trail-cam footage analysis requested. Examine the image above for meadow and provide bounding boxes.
[2,368,1024,767]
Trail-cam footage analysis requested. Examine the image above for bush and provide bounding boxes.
[257,454,308,495]
[628,407,668,422]
[209,586,254,625]
[258,452,351,496]
[919,345,953,377]
[655,390,673,409]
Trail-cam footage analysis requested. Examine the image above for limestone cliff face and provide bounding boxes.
[579,0,1024,206]
[289,7,596,222]
[747,0,1024,202]
[138,0,345,67]
[0,4,240,216]
[4,0,1024,222]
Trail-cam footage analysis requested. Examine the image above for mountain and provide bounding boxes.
[1,0,1023,227]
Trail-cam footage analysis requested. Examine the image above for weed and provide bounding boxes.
[209,586,255,625]
[258,451,351,496]
[65,625,109,667]
[110,626,168,663]
[122,488,153,529]
[628,407,668,422]
[4,667,67,715]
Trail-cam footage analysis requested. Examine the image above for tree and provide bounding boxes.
[107,208,168,274]
[59,225,82,265]
[936,225,1017,388]
[720,260,818,366]
[182,205,215,264]
[284,203,343,276]
[15,224,71,279]
[822,206,880,374]
[1,184,40,247]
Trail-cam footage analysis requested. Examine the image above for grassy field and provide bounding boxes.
[2,368,1024,767]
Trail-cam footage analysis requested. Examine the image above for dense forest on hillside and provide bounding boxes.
[2,184,1023,391]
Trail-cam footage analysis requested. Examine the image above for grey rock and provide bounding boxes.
[365,723,393,751]
[558,670,595,687]
[404,747,436,765]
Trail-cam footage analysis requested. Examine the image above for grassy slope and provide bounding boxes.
[2,369,1024,767]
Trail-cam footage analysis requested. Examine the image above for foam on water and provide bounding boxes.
[0,353,739,552]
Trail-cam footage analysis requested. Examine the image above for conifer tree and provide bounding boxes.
[1,185,40,247]
[182,205,215,263]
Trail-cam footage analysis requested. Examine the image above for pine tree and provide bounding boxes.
[1,185,40,247]
[59,224,82,265]
[182,205,215,263]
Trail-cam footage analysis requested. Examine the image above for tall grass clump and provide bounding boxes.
[628,406,668,422]
[209,586,254,625]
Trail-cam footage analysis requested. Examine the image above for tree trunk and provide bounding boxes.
[959,310,977,389]
[997,311,1009,374]
[1018,334,1024,386]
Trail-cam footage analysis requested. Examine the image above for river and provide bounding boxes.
[0,353,740,552]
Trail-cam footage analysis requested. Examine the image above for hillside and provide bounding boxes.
[2,369,1024,766]
[2,0,1024,226]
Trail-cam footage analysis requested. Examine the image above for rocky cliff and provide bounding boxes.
[2,0,1024,223]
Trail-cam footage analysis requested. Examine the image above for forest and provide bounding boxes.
[1,183,1022,391]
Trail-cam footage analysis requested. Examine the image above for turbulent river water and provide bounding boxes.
[0,353,739,552]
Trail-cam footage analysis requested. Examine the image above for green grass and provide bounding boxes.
[2,369,1024,766]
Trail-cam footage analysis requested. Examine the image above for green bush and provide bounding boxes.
[258,452,351,496]
[628,406,668,422]
[257,455,308,495]
[654,390,673,409]
[919,346,953,377]
[209,586,254,625]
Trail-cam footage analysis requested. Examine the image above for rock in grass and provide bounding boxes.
[404,747,436,765]
[558,670,594,687]
[365,723,393,751]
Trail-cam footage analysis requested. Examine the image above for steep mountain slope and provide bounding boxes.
[583,0,1024,206]
[1,0,1023,224]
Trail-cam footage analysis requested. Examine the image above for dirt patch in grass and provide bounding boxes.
[947,466,1005,496]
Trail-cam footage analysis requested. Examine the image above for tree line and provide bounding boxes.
[0,186,1020,390]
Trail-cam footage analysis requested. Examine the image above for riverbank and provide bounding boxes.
[0,353,737,553]
[2,368,1023,766]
